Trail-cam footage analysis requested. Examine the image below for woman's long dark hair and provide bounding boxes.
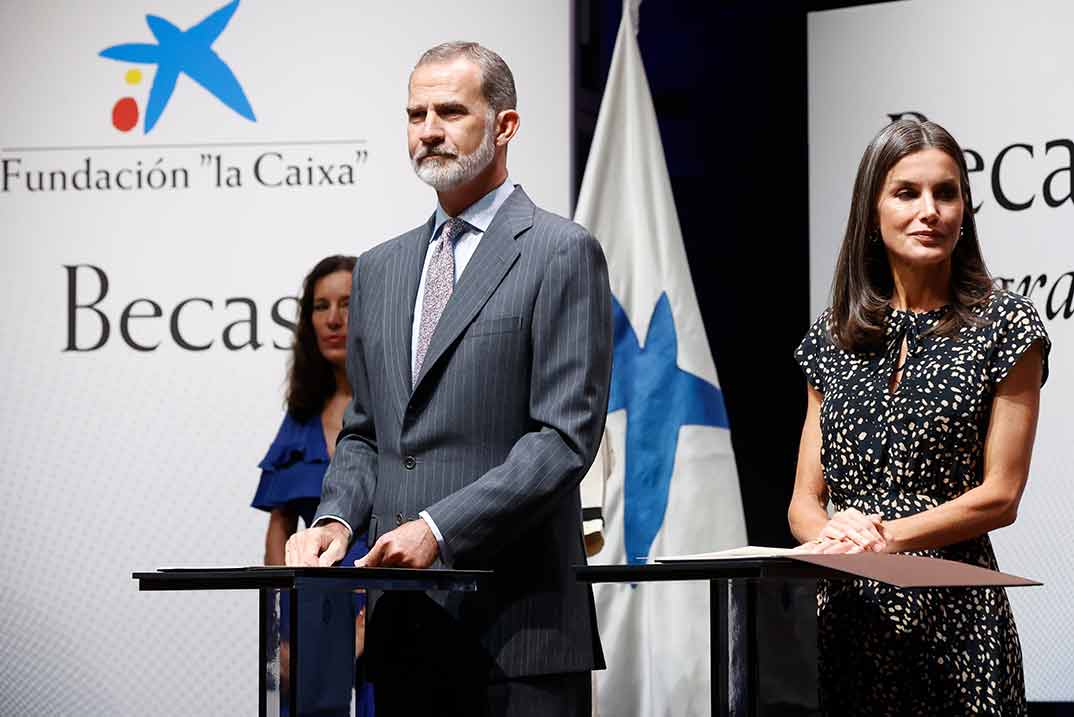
[830,119,994,353]
[285,254,357,422]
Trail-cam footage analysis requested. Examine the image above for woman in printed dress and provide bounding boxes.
[788,120,1049,715]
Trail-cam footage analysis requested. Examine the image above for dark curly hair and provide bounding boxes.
[285,254,357,422]
[830,119,993,353]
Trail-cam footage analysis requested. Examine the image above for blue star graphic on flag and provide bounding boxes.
[99,0,256,133]
[609,292,729,565]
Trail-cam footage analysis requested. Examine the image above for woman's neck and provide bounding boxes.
[332,365,352,400]
[888,258,952,313]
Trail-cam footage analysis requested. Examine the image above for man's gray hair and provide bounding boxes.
[415,41,517,114]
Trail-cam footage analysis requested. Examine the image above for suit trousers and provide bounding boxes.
[367,592,592,716]
[373,671,591,717]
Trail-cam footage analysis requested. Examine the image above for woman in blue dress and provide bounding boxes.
[252,254,374,715]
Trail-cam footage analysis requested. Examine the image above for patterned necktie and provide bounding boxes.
[413,217,469,385]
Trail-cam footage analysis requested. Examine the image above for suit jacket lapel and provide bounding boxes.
[385,215,434,424]
[411,187,534,392]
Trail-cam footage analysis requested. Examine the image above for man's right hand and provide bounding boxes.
[284,521,350,567]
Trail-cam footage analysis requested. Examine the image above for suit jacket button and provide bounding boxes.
[395,512,404,526]
[404,456,416,470]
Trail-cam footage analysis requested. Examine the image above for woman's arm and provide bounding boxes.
[880,342,1043,554]
[789,385,885,552]
[265,507,299,565]
[788,385,833,543]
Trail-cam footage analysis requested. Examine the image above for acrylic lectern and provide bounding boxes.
[132,566,491,717]
[575,553,1039,717]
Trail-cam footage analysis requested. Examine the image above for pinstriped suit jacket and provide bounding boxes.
[314,186,612,679]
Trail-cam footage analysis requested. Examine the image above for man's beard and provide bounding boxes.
[412,120,497,192]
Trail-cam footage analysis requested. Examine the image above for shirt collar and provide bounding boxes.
[432,178,515,240]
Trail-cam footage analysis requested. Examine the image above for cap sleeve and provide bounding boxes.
[794,309,834,393]
[251,413,330,512]
[988,292,1051,388]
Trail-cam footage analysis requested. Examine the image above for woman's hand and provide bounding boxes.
[817,508,886,552]
[793,537,869,554]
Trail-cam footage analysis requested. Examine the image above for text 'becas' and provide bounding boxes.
[63,264,298,352]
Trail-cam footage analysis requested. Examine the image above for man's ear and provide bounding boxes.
[495,109,520,146]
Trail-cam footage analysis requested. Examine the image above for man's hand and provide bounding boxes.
[356,519,439,569]
[285,521,350,567]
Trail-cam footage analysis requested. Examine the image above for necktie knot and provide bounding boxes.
[440,217,470,247]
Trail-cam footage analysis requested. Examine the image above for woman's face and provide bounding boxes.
[876,147,965,269]
[311,270,351,368]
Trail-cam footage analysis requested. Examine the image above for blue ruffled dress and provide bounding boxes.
[253,412,374,716]
[253,413,331,526]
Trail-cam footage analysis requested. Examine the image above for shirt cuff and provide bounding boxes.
[312,514,353,541]
[419,510,452,567]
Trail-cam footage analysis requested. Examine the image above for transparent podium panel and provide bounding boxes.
[260,587,354,717]
[133,567,489,717]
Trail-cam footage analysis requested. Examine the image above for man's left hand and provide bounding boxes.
[356,519,439,568]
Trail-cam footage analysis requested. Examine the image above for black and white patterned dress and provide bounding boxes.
[794,290,1050,716]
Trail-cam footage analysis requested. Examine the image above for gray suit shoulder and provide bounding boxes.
[532,206,594,239]
[357,222,428,270]
[529,206,603,260]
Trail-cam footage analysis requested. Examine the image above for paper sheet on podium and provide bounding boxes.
[653,548,1041,588]
[655,545,798,562]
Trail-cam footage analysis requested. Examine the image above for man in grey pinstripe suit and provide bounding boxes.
[286,42,612,716]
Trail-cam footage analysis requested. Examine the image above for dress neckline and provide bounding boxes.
[886,303,951,323]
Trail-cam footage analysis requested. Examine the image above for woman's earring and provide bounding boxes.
[871,229,881,243]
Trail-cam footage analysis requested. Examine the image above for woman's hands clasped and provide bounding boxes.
[796,508,888,554]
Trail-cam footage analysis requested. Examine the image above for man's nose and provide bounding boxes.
[420,114,444,143]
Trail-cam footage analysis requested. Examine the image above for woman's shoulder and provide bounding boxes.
[983,287,1035,311]
[802,307,835,343]
[794,308,838,391]
[973,289,1051,386]
[795,308,836,357]
[252,412,328,512]
[258,412,328,471]
[976,289,1046,330]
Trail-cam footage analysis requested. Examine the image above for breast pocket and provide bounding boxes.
[465,315,522,339]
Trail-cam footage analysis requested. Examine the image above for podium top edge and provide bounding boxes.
[575,554,1041,588]
[133,566,492,577]
[131,566,494,592]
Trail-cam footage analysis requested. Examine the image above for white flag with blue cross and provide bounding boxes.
[574,1,747,714]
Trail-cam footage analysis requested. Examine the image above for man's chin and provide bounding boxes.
[416,166,466,191]
[414,155,449,168]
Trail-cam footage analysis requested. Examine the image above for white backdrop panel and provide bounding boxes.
[0,1,571,714]
[809,0,1073,701]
